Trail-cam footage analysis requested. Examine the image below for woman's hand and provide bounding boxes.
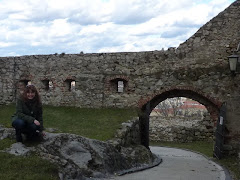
[34,120,40,126]
[41,131,46,136]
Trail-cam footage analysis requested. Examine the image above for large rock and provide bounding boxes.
[1,128,160,180]
[0,125,15,140]
[4,142,31,156]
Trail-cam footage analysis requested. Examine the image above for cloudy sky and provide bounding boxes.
[0,0,235,57]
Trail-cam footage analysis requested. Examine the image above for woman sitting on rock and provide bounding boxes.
[12,84,45,142]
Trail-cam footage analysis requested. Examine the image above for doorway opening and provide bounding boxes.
[149,97,214,143]
[138,88,221,148]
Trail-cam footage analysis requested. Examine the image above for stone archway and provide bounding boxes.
[138,87,223,148]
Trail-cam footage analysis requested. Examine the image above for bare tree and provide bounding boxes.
[154,97,184,117]
[168,97,184,116]
[155,100,171,117]
[152,97,207,118]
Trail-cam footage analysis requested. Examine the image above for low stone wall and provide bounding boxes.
[108,118,141,147]
[149,113,214,142]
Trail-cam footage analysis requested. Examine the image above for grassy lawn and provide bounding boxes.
[0,104,138,180]
[43,105,138,141]
[150,141,214,157]
[0,104,15,128]
[1,104,239,180]
[0,104,138,141]
[0,138,59,180]
[151,141,240,180]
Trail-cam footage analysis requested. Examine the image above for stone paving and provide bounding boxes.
[110,146,230,180]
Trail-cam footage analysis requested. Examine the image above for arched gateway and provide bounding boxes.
[138,87,222,148]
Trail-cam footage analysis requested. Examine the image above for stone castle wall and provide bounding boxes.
[1,1,240,108]
[1,1,240,148]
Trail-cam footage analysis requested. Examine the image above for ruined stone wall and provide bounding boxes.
[0,59,15,105]
[0,45,234,108]
[1,1,239,107]
[149,113,214,142]
[108,118,141,147]
[0,1,240,148]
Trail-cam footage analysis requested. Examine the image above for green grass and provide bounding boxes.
[0,151,59,180]
[43,105,137,141]
[151,141,240,180]
[1,105,239,179]
[1,104,138,141]
[0,138,16,150]
[0,104,15,128]
[0,104,137,180]
[150,141,214,157]
[0,138,59,180]
[217,156,240,180]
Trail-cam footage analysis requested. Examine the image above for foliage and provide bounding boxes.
[153,97,206,118]
[154,97,183,117]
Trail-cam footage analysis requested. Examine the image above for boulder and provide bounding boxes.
[0,128,160,180]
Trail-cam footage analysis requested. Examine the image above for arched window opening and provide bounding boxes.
[19,79,31,86]
[65,79,76,91]
[118,80,124,93]
[42,80,53,91]
[110,78,127,93]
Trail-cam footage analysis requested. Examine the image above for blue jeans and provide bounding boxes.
[12,118,40,136]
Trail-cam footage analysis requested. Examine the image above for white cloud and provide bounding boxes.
[49,19,72,37]
[0,42,16,47]
[0,0,235,56]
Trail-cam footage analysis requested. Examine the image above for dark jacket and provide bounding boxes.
[12,98,44,131]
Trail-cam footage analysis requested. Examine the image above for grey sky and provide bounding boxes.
[0,0,235,57]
